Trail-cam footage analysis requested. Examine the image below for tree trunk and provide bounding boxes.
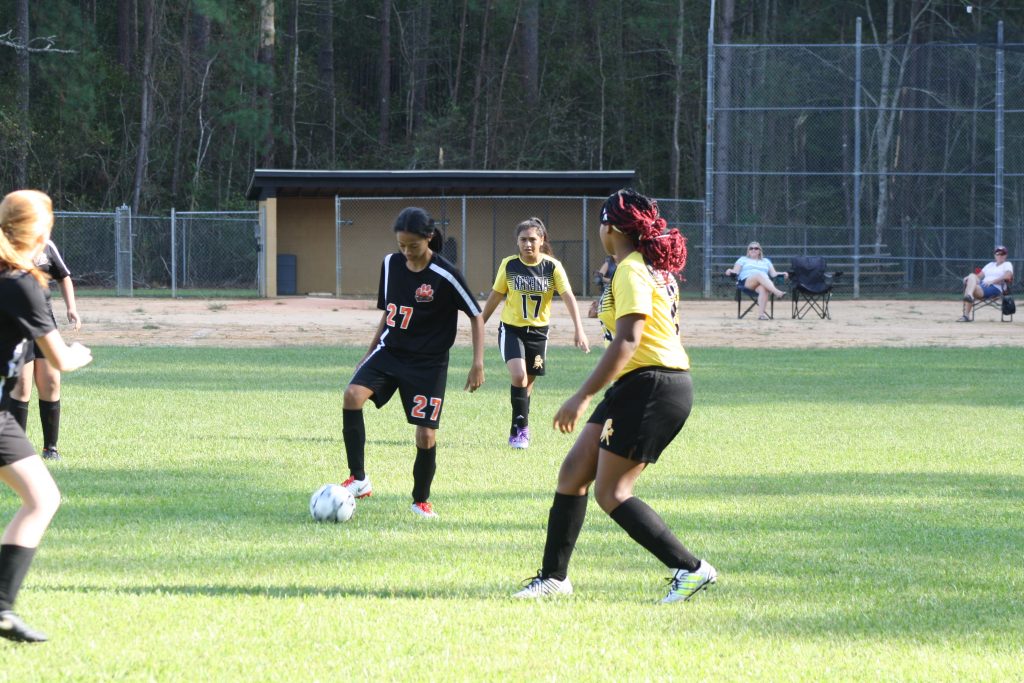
[117,0,133,70]
[713,0,735,232]
[257,0,276,167]
[317,0,336,166]
[131,0,156,211]
[378,0,392,147]
[14,0,30,188]
[407,1,432,138]
[487,2,521,165]
[170,2,192,203]
[289,0,299,168]
[450,0,469,102]
[670,0,685,198]
[520,0,539,108]
[469,0,493,167]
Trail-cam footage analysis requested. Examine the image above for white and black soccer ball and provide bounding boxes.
[309,484,356,523]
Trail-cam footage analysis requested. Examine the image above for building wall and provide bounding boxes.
[271,195,611,298]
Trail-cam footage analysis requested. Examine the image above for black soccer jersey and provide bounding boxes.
[1,270,57,402]
[375,253,481,358]
[36,241,71,281]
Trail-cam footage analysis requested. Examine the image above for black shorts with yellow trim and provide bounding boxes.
[0,411,36,466]
[349,347,449,428]
[587,367,692,464]
[498,322,549,376]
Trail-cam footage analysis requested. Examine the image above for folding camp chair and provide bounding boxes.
[967,274,1014,322]
[788,256,842,320]
[730,273,785,319]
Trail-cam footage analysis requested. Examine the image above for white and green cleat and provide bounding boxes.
[660,560,717,604]
[513,572,573,599]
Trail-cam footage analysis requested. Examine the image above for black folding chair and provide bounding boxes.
[730,273,784,319]
[788,257,842,320]
[967,275,1014,322]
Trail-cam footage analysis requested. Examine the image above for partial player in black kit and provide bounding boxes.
[340,207,485,519]
[8,238,81,461]
[1,190,93,642]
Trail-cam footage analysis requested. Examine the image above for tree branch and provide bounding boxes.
[0,30,77,53]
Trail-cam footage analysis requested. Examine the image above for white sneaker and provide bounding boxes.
[512,572,573,598]
[410,501,437,518]
[660,560,717,604]
[342,475,373,499]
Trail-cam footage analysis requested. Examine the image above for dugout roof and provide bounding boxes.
[245,169,636,200]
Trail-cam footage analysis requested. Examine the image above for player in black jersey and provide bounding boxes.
[8,239,80,461]
[340,207,485,518]
[1,191,92,642]
[481,217,589,449]
[514,189,716,604]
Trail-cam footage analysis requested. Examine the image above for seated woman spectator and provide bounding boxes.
[725,242,787,320]
[958,245,1013,322]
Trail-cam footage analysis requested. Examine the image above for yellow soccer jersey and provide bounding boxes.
[597,251,689,377]
[492,254,572,327]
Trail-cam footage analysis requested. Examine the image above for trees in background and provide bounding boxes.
[0,0,1019,210]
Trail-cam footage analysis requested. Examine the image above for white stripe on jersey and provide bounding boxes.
[382,254,392,301]
[429,262,481,316]
[45,240,71,276]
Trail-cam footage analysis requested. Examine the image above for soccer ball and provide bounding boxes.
[309,484,356,523]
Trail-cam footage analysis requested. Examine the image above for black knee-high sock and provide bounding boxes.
[8,400,29,432]
[540,492,588,581]
[510,385,529,433]
[39,399,60,450]
[342,409,366,480]
[411,446,437,503]
[609,497,700,571]
[0,545,37,612]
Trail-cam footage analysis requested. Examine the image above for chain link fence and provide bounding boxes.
[707,22,1024,296]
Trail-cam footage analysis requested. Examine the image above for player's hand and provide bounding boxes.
[575,332,590,354]
[65,342,93,371]
[464,363,485,392]
[67,309,81,331]
[553,393,590,433]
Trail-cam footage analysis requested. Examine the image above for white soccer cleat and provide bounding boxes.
[512,572,573,599]
[660,560,717,604]
[410,501,437,518]
[342,475,373,499]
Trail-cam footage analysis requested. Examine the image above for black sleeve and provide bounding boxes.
[45,241,72,281]
[449,265,481,317]
[10,275,57,340]
[376,256,388,311]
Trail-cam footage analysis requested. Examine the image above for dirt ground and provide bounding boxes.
[68,295,1024,349]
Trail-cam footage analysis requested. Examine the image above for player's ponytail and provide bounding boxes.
[0,190,53,286]
[515,217,553,255]
[393,206,443,252]
[600,189,687,274]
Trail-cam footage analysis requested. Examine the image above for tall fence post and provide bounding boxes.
[582,197,590,297]
[702,0,717,298]
[461,195,468,277]
[170,207,177,297]
[334,196,342,296]
[994,21,1005,248]
[853,17,863,299]
[115,204,133,296]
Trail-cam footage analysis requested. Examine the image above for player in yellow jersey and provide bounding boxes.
[482,218,589,449]
[513,189,716,604]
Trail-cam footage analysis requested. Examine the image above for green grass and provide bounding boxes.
[3,346,1022,680]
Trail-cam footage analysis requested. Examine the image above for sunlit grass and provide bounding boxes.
[2,346,1021,680]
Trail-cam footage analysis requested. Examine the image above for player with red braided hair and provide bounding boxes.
[513,188,716,604]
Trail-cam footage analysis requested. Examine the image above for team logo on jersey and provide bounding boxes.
[414,284,434,302]
[600,418,614,445]
[533,355,544,370]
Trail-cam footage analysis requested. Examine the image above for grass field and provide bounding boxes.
[2,346,1022,681]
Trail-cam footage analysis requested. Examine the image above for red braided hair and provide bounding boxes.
[600,189,687,273]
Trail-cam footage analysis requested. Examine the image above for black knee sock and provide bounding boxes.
[511,385,529,432]
[39,399,60,450]
[609,497,700,571]
[8,400,29,433]
[540,492,588,581]
[411,446,437,503]
[0,545,37,612]
[342,409,366,480]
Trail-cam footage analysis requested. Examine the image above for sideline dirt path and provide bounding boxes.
[68,296,1024,349]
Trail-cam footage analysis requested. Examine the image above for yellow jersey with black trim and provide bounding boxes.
[492,254,572,327]
[596,251,689,378]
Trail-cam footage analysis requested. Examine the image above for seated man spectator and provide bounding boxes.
[958,245,1013,322]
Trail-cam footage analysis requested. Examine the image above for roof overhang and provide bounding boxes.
[246,169,635,201]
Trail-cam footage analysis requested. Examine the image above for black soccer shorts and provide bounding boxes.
[587,367,693,463]
[498,322,549,377]
[0,411,36,466]
[349,347,449,428]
